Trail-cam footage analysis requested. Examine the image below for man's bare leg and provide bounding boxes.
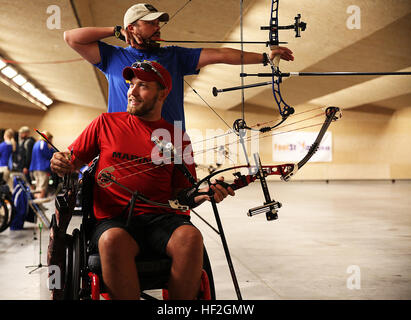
[166,225,203,299]
[98,227,140,299]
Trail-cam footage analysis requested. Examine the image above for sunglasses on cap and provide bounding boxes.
[131,61,165,84]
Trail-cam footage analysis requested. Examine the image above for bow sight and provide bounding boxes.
[247,153,281,221]
[261,13,307,46]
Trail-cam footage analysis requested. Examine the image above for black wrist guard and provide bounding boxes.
[262,52,269,66]
[114,25,125,42]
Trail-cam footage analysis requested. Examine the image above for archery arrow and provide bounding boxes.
[156,39,286,45]
[240,71,411,77]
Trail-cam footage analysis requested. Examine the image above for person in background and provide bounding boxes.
[29,131,55,199]
[0,128,16,190]
[11,126,36,185]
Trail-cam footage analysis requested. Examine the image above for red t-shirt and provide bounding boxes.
[69,112,196,220]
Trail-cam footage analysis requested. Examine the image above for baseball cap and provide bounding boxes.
[124,3,169,28]
[122,61,172,94]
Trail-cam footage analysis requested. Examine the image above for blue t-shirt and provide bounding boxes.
[94,42,202,131]
[29,140,55,172]
[0,141,12,167]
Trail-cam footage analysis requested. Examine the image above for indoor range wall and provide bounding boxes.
[1,101,410,180]
[184,103,411,181]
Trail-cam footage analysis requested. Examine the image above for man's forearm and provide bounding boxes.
[64,27,115,45]
[225,48,264,65]
[197,48,264,69]
[197,46,293,70]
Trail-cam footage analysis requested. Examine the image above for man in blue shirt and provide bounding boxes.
[64,3,294,131]
[0,129,16,190]
[29,131,55,199]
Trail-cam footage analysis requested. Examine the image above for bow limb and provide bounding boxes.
[281,106,342,181]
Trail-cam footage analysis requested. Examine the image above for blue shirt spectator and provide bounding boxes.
[29,140,55,172]
[0,141,12,167]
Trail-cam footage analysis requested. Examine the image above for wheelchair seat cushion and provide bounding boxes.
[88,253,172,275]
[87,253,172,291]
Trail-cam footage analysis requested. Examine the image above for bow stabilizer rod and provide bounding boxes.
[213,71,411,96]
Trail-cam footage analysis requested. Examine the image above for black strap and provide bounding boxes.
[114,26,126,41]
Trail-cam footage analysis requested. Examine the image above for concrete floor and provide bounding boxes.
[0,181,410,300]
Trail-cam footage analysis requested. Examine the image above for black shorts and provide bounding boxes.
[90,213,195,257]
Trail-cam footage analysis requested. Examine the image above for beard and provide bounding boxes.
[146,31,161,47]
[142,39,161,49]
[137,30,161,49]
[127,92,159,117]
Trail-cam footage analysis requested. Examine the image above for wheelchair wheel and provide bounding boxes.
[63,234,73,300]
[0,199,9,232]
[71,228,81,300]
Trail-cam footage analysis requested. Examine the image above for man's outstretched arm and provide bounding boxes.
[196,46,294,70]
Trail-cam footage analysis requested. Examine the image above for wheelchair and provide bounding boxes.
[0,172,15,233]
[60,161,216,300]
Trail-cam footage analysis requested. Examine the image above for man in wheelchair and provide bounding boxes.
[50,61,234,300]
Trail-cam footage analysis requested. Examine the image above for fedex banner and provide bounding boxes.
[272,132,332,162]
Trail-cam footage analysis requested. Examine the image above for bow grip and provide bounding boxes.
[269,45,281,69]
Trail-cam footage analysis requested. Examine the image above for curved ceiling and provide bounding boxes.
[0,0,410,113]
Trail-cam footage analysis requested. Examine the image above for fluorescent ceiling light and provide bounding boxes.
[22,82,35,93]
[41,96,53,106]
[12,74,27,86]
[38,93,48,103]
[30,88,42,100]
[0,57,53,109]
[1,66,18,78]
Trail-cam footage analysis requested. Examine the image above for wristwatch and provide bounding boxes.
[262,52,269,66]
[114,26,125,42]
